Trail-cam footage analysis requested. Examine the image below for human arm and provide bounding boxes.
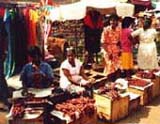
[79,66,89,80]
[20,64,29,95]
[130,28,142,45]
[37,62,54,87]
[154,29,160,42]
[62,68,80,85]
[43,63,54,82]
[101,27,108,50]
[80,66,95,84]
[131,28,141,38]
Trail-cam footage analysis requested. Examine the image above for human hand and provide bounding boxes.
[32,64,40,71]
[21,89,28,96]
[88,78,96,83]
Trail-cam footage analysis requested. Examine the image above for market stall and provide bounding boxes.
[2,1,160,124]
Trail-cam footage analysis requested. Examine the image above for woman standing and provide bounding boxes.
[101,14,121,80]
[131,18,159,70]
[120,17,135,77]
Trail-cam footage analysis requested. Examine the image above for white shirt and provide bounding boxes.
[60,59,88,90]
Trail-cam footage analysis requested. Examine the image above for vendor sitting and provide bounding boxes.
[20,46,54,91]
[60,47,95,90]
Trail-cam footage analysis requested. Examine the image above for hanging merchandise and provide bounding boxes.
[0,16,10,108]
[84,10,103,63]
[28,9,39,46]
[4,8,16,78]
[40,0,54,6]
[0,1,40,78]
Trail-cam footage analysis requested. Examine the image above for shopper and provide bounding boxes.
[120,16,135,77]
[20,46,54,92]
[59,47,94,90]
[101,14,121,80]
[131,18,159,70]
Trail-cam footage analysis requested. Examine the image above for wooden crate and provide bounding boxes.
[93,93,129,122]
[152,76,160,98]
[127,83,153,105]
[128,92,140,113]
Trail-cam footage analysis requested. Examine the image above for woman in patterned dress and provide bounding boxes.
[101,14,121,80]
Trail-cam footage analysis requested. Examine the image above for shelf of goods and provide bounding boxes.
[127,77,153,106]
[93,91,129,122]
[7,87,63,124]
[134,69,160,98]
[8,106,44,124]
[51,97,97,124]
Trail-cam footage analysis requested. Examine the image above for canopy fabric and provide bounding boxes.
[81,0,119,9]
[116,3,135,17]
[59,1,86,21]
[48,0,133,21]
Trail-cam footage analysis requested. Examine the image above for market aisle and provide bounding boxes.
[97,96,160,124]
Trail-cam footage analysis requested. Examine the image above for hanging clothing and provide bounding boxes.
[28,9,39,46]
[84,10,103,54]
[4,7,29,77]
[13,7,28,73]
[0,7,5,17]
[4,8,16,78]
[23,7,40,62]
[0,17,9,105]
[40,0,53,6]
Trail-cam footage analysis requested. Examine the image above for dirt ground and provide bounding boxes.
[98,96,160,124]
[0,96,160,124]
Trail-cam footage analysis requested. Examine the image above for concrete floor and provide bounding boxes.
[0,96,160,124]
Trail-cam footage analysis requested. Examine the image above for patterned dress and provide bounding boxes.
[101,26,121,75]
[131,28,158,70]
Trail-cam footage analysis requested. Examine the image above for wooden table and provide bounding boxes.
[8,108,44,124]
[85,69,108,88]
[51,109,97,124]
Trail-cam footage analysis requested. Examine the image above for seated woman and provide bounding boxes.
[20,46,54,92]
[60,47,94,90]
